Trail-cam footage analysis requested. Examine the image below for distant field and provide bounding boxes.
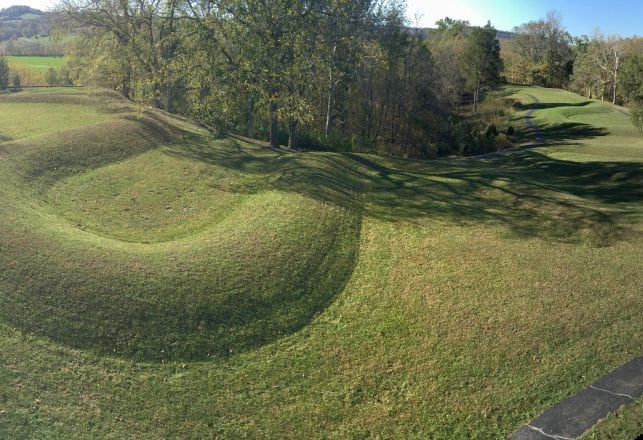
[0,86,640,438]
[7,55,66,74]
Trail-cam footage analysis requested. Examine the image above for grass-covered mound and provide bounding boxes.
[0,89,361,360]
[0,86,641,438]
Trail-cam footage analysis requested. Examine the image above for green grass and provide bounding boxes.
[7,55,67,75]
[509,86,643,162]
[0,86,641,438]
[580,397,642,439]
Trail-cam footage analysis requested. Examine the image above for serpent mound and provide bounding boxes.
[0,90,361,360]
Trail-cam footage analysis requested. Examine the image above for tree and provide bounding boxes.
[45,67,58,86]
[56,0,180,109]
[508,11,572,88]
[318,0,382,138]
[619,54,643,130]
[595,35,625,104]
[462,23,502,113]
[0,56,9,89]
[427,17,469,108]
[572,35,610,99]
[435,17,469,37]
[183,0,319,148]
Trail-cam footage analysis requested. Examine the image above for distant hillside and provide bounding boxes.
[0,6,53,52]
[0,5,44,20]
[419,27,515,41]
[496,30,515,41]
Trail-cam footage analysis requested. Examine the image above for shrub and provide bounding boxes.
[11,72,21,89]
[45,67,58,86]
[297,130,353,152]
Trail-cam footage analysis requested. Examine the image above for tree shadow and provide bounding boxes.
[165,135,641,248]
[511,120,609,148]
[536,122,609,147]
[513,101,592,111]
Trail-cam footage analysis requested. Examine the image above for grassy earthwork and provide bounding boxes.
[0,86,641,438]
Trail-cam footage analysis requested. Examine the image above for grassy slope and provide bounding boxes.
[581,396,642,439]
[0,86,641,438]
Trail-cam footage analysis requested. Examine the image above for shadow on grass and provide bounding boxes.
[513,100,592,111]
[536,122,609,146]
[512,120,609,148]
[3,89,641,361]
[166,135,641,248]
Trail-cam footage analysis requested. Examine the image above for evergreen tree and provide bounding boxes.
[0,56,9,89]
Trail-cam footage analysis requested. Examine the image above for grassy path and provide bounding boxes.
[524,94,544,145]
[0,86,641,439]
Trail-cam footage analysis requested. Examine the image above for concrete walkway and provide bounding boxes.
[508,356,643,439]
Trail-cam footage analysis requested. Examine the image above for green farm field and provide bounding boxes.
[7,55,67,75]
[0,86,641,438]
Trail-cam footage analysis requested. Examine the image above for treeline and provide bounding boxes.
[0,37,66,56]
[52,2,642,157]
[502,11,643,129]
[55,0,507,157]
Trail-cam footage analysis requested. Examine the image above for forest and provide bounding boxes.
[2,1,643,157]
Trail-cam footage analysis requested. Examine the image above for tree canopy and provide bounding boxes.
[49,2,643,152]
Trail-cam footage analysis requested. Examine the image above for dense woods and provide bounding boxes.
[53,0,506,157]
[2,1,641,154]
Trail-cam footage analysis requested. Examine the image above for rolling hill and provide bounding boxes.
[0,86,641,438]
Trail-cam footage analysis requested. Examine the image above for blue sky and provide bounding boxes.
[406,0,642,36]
[1,0,642,37]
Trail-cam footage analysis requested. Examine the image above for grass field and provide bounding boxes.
[7,55,67,75]
[0,86,641,438]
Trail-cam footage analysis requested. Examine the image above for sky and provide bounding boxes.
[405,0,642,37]
[1,0,642,37]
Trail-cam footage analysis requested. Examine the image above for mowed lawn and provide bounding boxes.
[0,86,641,438]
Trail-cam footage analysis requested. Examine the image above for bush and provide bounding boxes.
[45,67,58,86]
[297,130,353,152]
[11,72,21,89]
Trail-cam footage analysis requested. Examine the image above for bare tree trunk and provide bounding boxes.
[288,118,298,150]
[472,80,481,113]
[613,82,617,104]
[325,66,335,138]
[269,101,279,149]
[612,45,621,105]
[325,46,337,138]
[612,67,618,104]
[122,65,131,99]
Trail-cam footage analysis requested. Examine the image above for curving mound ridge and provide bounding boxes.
[0,89,362,360]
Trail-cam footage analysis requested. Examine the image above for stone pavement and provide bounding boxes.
[508,356,643,439]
